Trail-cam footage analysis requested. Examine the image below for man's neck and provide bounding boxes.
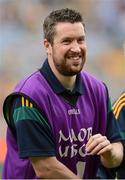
[48,59,76,90]
[57,75,76,91]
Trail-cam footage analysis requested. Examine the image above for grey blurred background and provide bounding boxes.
[0,0,125,177]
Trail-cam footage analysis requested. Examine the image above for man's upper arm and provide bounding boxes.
[5,94,56,158]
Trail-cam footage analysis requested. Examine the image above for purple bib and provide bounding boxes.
[3,70,107,179]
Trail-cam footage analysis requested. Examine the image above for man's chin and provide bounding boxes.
[63,69,82,76]
[71,66,83,74]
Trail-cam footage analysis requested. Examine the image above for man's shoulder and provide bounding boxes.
[14,70,42,91]
[113,91,125,108]
[11,70,49,104]
[81,71,105,87]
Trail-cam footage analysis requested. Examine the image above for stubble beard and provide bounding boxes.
[53,55,86,76]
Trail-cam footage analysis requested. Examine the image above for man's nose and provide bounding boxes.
[70,41,81,52]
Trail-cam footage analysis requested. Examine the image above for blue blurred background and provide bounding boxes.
[0,0,125,177]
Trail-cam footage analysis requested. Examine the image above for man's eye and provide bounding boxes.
[78,38,85,43]
[63,40,71,44]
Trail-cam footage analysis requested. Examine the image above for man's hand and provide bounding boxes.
[86,134,123,168]
[86,134,112,155]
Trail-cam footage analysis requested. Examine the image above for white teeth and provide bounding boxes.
[68,56,80,59]
[68,56,80,60]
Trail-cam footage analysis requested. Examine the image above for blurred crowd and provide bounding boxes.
[0,0,125,176]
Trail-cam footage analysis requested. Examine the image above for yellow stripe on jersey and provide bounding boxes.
[30,102,33,108]
[113,98,125,114]
[113,97,125,115]
[26,99,29,107]
[115,102,125,119]
[21,96,33,108]
[22,97,25,107]
[112,93,125,110]
[112,92,125,119]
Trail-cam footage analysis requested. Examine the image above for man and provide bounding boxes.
[2,8,124,179]
[97,92,125,179]
[112,91,125,179]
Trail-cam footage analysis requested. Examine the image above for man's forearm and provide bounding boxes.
[30,156,81,179]
[100,142,123,168]
[41,161,81,179]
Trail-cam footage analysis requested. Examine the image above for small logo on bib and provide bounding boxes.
[68,108,80,115]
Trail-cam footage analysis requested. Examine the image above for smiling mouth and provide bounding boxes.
[67,55,82,60]
[67,57,82,66]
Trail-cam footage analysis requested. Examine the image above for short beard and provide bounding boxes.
[53,57,85,76]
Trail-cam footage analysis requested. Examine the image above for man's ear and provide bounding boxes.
[44,39,51,55]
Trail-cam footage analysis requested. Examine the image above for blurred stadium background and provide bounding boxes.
[0,0,125,177]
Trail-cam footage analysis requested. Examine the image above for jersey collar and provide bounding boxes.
[40,59,84,95]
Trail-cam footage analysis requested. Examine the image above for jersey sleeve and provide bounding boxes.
[112,92,125,140]
[4,94,56,158]
[112,92,125,180]
[105,96,123,142]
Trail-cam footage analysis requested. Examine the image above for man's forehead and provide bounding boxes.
[55,22,85,36]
